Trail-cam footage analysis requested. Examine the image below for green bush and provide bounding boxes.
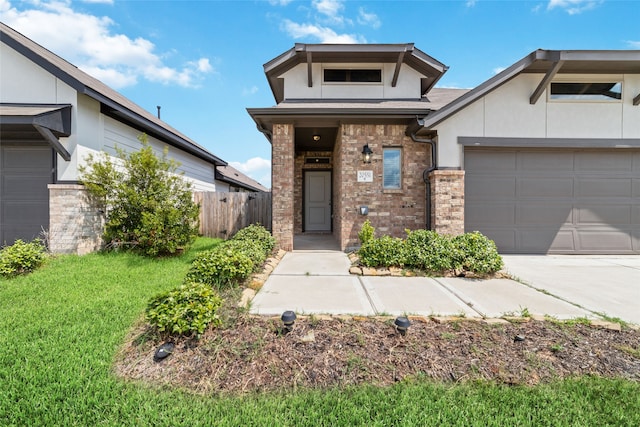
[358,236,405,267]
[79,134,199,257]
[185,247,254,289]
[403,229,455,273]
[358,219,375,244]
[0,239,47,278]
[145,282,223,336]
[231,223,275,255]
[451,231,504,274]
[222,239,267,270]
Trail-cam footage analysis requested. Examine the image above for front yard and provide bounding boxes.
[1,237,639,426]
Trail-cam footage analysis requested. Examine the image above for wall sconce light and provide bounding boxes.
[362,144,373,164]
[394,316,411,336]
[313,135,321,142]
[281,310,297,333]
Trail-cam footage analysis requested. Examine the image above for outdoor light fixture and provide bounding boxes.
[281,310,297,332]
[313,135,321,142]
[153,342,175,362]
[394,316,411,336]
[362,144,373,163]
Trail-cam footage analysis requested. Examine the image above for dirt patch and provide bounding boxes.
[115,315,640,395]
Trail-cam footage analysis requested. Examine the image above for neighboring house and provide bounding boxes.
[0,23,263,254]
[216,164,269,193]
[248,43,640,254]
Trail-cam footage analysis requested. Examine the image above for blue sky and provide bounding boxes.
[2,0,639,187]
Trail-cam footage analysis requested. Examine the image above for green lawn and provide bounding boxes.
[1,238,639,426]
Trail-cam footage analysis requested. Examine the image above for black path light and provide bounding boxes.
[281,310,297,333]
[153,342,175,362]
[361,144,373,163]
[394,316,411,336]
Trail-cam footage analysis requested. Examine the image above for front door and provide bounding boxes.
[304,171,331,232]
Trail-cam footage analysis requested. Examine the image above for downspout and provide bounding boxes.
[256,122,273,143]
[407,117,436,230]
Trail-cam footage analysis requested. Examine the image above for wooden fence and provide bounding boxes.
[194,191,272,239]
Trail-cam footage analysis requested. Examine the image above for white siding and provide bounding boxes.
[281,62,423,100]
[101,117,218,191]
[435,73,640,168]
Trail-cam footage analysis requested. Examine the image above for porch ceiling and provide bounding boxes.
[295,127,337,152]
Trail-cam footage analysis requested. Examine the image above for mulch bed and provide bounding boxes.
[114,315,640,395]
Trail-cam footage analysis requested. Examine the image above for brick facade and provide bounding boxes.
[48,184,103,255]
[428,169,465,236]
[271,123,295,251]
[335,124,429,250]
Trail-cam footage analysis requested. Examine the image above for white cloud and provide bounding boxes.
[268,0,294,5]
[466,0,477,7]
[81,0,113,4]
[547,0,602,15]
[312,0,348,25]
[230,157,271,188]
[493,67,506,74]
[242,86,259,96]
[357,7,381,29]
[626,40,640,49]
[281,19,364,43]
[0,0,214,89]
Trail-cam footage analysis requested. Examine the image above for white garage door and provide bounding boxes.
[464,148,640,254]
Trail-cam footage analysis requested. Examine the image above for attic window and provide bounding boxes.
[550,82,622,101]
[324,69,382,83]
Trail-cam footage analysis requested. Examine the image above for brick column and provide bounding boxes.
[271,123,295,251]
[48,184,104,254]
[429,170,465,236]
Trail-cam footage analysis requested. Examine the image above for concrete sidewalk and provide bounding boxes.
[250,251,597,321]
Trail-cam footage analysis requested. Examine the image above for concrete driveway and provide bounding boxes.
[501,255,640,325]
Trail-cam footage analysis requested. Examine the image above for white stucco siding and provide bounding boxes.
[434,72,640,168]
[1,43,58,102]
[484,74,547,137]
[281,62,422,100]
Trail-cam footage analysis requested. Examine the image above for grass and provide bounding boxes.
[1,238,640,426]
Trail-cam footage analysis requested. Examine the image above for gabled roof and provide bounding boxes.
[216,165,269,192]
[264,43,448,103]
[0,22,226,166]
[412,49,640,135]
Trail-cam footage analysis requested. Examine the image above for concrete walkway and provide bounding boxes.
[250,250,614,322]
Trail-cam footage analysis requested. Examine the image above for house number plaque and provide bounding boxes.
[357,170,373,182]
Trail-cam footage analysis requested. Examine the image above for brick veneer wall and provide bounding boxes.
[428,169,465,236]
[48,184,103,255]
[336,124,429,251]
[271,124,295,251]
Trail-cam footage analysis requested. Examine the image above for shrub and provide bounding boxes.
[79,134,199,257]
[452,231,504,274]
[358,219,375,244]
[403,229,455,273]
[222,239,267,270]
[185,247,254,289]
[358,236,405,267]
[145,282,223,336]
[231,224,275,255]
[0,239,47,278]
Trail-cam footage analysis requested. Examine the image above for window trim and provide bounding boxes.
[382,147,402,190]
[548,78,623,103]
[322,67,383,85]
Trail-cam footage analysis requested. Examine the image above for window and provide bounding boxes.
[323,69,382,83]
[550,82,622,101]
[383,148,401,189]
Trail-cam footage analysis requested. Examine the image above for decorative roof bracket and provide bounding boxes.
[391,51,406,88]
[307,51,313,88]
[530,60,564,104]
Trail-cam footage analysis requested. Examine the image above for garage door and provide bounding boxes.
[0,142,53,246]
[464,148,640,254]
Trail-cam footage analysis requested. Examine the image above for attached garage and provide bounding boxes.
[0,141,54,245]
[464,146,640,254]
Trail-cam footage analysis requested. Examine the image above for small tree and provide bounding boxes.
[80,134,200,256]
